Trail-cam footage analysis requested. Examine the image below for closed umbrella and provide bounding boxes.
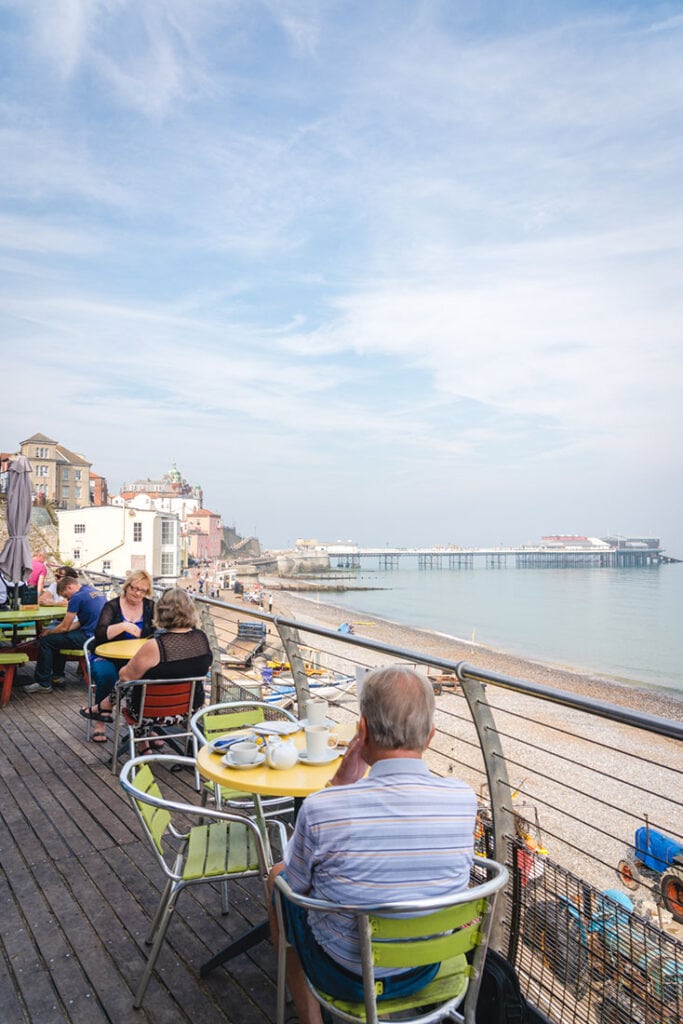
[0,455,33,610]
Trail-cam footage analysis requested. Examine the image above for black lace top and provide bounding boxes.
[145,628,213,708]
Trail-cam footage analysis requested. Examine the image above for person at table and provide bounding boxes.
[268,665,477,1024]
[81,588,212,752]
[23,577,106,694]
[78,570,155,743]
[27,550,48,598]
[39,566,79,606]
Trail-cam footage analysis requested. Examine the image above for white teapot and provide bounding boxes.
[264,736,298,770]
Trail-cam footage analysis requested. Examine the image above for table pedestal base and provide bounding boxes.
[200,919,270,976]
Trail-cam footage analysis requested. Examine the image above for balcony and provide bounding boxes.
[0,589,680,1023]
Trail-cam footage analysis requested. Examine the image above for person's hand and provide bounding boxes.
[123,622,142,638]
[328,732,367,787]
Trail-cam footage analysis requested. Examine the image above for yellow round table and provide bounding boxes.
[196,721,356,799]
[94,638,149,660]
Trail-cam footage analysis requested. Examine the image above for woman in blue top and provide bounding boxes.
[79,570,155,742]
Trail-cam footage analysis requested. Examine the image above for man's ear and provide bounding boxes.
[425,724,436,749]
[358,716,369,745]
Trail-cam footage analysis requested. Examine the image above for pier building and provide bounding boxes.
[325,536,666,569]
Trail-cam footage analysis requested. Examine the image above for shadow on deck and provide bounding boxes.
[0,665,277,1024]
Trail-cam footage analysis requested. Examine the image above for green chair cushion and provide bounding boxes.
[0,653,29,665]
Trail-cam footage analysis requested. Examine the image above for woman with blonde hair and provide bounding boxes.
[81,589,212,753]
[79,570,155,742]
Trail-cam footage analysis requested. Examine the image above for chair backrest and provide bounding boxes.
[122,677,201,727]
[366,895,489,970]
[191,699,299,746]
[83,635,96,686]
[125,761,172,855]
[274,855,508,1024]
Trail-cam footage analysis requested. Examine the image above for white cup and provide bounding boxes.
[306,698,328,726]
[305,725,338,761]
[230,741,260,765]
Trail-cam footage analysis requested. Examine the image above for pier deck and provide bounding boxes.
[0,666,277,1024]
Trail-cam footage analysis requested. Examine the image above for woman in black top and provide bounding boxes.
[117,588,212,749]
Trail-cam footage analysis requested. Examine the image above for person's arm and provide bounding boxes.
[43,610,77,634]
[35,566,46,597]
[118,637,161,681]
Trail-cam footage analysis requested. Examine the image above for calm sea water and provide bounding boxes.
[322,562,683,695]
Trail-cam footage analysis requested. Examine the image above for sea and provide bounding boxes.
[315,561,683,697]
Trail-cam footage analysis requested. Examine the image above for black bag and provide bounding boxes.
[475,948,528,1024]
[20,585,39,605]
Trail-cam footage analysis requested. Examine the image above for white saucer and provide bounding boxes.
[222,751,266,769]
[252,721,300,737]
[298,748,340,766]
[297,717,335,729]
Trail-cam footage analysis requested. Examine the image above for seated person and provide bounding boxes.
[24,577,106,694]
[268,665,477,1024]
[81,588,212,753]
[78,570,155,743]
[39,566,79,606]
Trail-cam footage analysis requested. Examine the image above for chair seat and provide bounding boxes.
[0,653,29,664]
[184,820,261,879]
[323,953,469,1020]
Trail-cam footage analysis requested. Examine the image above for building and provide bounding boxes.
[119,463,203,506]
[58,506,181,581]
[89,472,108,506]
[186,508,223,561]
[18,433,100,510]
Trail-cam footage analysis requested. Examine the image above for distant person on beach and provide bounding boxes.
[268,665,477,1024]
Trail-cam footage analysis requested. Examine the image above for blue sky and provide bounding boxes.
[2,1,682,553]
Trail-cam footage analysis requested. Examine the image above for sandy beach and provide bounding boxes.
[269,586,683,722]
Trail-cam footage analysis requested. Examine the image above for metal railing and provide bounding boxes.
[200,593,682,1024]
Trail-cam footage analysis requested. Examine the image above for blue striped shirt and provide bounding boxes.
[284,758,477,973]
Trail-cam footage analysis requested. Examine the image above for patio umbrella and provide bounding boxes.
[0,455,33,610]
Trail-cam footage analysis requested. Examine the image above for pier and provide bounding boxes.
[327,536,666,569]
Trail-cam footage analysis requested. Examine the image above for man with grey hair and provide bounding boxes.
[269,665,477,1024]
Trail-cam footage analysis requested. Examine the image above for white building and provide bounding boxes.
[58,506,181,582]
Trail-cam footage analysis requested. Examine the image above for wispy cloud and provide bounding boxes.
[2,2,683,546]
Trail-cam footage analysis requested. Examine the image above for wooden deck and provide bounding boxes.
[0,664,280,1024]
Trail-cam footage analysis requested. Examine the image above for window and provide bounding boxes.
[36,464,49,477]
[62,468,70,480]
[73,548,80,561]
[161,552,175,575]
[74,523,86,534]
[133,522,142,542]
[75,470,82,481]
[161,520,174,544]
[102,560,111,573]
[75,487,81,499]
[35,446,48,458]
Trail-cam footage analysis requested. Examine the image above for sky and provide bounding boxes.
[2,1,683,554]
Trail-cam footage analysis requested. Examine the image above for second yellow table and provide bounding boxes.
[94,638,148,660]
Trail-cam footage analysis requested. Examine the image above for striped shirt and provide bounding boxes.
[283,757,477,974]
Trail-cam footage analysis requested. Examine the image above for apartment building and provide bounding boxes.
[58,506,181,581]
[19,433,96,509]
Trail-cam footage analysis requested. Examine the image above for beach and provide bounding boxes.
[271,587,683,722]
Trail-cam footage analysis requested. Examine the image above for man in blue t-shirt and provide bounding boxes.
[24,578,106,694]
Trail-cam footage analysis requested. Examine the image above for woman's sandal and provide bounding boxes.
[79,702,113,723]
[91,732,107,743]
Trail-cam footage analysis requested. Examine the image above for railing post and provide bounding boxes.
[197,602,222,703]
[458,675,515,951]
[273,617,310,716]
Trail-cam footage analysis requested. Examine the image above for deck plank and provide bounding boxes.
[0,669,279,1024]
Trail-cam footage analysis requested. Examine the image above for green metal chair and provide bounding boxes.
[273,855,508,1024]
[119,754,285,1009]
[191,700,299,819]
